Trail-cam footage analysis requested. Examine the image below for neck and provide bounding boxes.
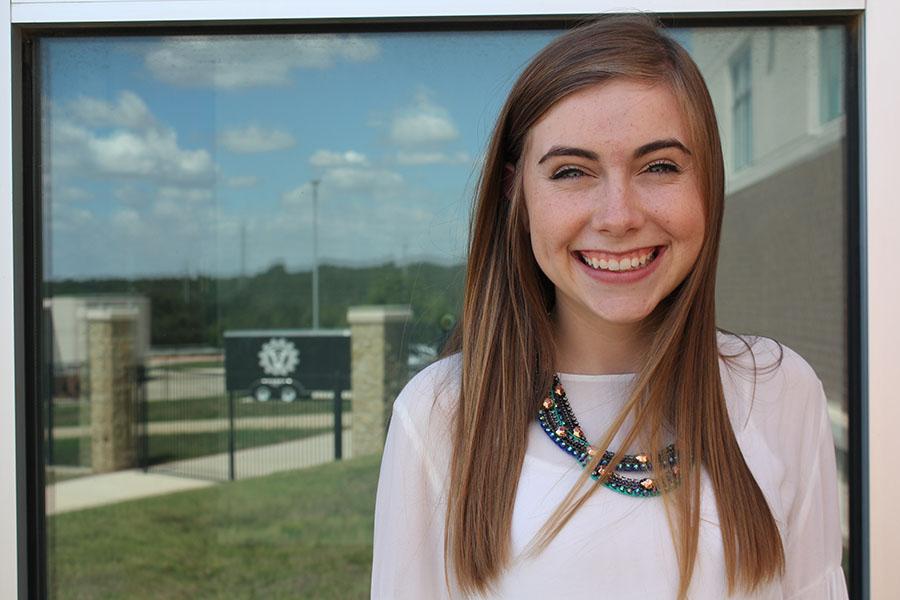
[553,307,651,375]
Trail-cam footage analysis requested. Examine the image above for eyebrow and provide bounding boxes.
[633,138,692,158]
[537,146,598,164]
[537,138,692,165]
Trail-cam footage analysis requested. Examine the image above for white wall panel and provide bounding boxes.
[1,4,19,598]
[864,1,900,598]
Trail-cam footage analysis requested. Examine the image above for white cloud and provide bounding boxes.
[59,123,211,185]
[51,92,216,185]
[325,167,403,191]
[68,91,156,131]
[144,35,380,90]
[158,186,214,203]
[50,172,466,278]
[150,187,215,227]
[111,208,142,235]
[395,151,471,166]
[49,202,94,233]
[50,195,235,277]
[88,129,213,181]
[309,149,369,168]
[225,175,259,188]
[389,92,459,145]
[281,167,403,208]
[219,125,295,154]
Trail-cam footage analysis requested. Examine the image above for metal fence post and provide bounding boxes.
[46,353,54,466]
[137,364,148,472]
[228,390,236,481]
[333,386,343,460]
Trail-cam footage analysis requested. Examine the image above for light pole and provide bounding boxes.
[311,179,320,330]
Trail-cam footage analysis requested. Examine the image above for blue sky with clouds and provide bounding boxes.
[42,30,568,279]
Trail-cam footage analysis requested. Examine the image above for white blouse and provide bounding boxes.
[371,334,848,599]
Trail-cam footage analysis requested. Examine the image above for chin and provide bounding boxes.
[589,298,658,322]
[589,308,655,326]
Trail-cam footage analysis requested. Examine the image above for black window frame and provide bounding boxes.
[13,13,865,599]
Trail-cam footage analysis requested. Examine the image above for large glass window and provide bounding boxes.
[34,23,851,598]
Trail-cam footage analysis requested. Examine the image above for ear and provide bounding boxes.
[503,163,516,201]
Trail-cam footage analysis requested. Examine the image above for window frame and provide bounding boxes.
[1,2,885,599]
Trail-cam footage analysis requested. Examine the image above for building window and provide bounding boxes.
[730,45,753,170]
[819,26,845,123]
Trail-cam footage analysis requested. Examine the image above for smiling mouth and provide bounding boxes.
[576,247,661,272]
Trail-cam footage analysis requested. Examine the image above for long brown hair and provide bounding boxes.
[443,15,784,598]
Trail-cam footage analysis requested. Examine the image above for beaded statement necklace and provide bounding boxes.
[537,375,680,497]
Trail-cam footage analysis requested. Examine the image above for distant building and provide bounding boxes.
[688,27,847,424]
[692,27,848,535]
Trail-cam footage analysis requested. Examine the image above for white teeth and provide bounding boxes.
[580,248,658,272]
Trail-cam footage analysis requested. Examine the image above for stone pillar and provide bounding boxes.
[347,305,412,457]
[87,308,139,473]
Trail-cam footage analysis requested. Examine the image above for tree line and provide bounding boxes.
[49,261,465,350]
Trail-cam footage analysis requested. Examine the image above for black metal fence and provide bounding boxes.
[48,362,351,483]
[139,364,351,481]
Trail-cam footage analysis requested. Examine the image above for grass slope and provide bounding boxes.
[49,453,381,599]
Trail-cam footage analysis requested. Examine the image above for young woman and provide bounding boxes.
[371,16,847,600]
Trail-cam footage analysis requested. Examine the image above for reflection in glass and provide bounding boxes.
[693,25,849,572]
[730,44,753,171]
[39,30,555,598]
[37,25,849,597]
[819,27,846,124]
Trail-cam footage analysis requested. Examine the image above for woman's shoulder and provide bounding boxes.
[716,332,840,555]
[717,329,821,385]
[391,353,461,430]
[716,330,826,426]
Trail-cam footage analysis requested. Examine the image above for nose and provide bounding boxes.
[589,176,646,236]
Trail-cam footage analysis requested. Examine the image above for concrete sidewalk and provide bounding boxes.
[46,470,214,515]
[47,430,353,515]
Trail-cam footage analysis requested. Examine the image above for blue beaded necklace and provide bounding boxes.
[536,375,680,497]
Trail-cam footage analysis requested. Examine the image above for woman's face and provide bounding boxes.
[520,78,705,332]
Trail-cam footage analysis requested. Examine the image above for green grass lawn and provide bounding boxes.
[51,396,349,427]
[48,453,381,599]
[51,428,335,467]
